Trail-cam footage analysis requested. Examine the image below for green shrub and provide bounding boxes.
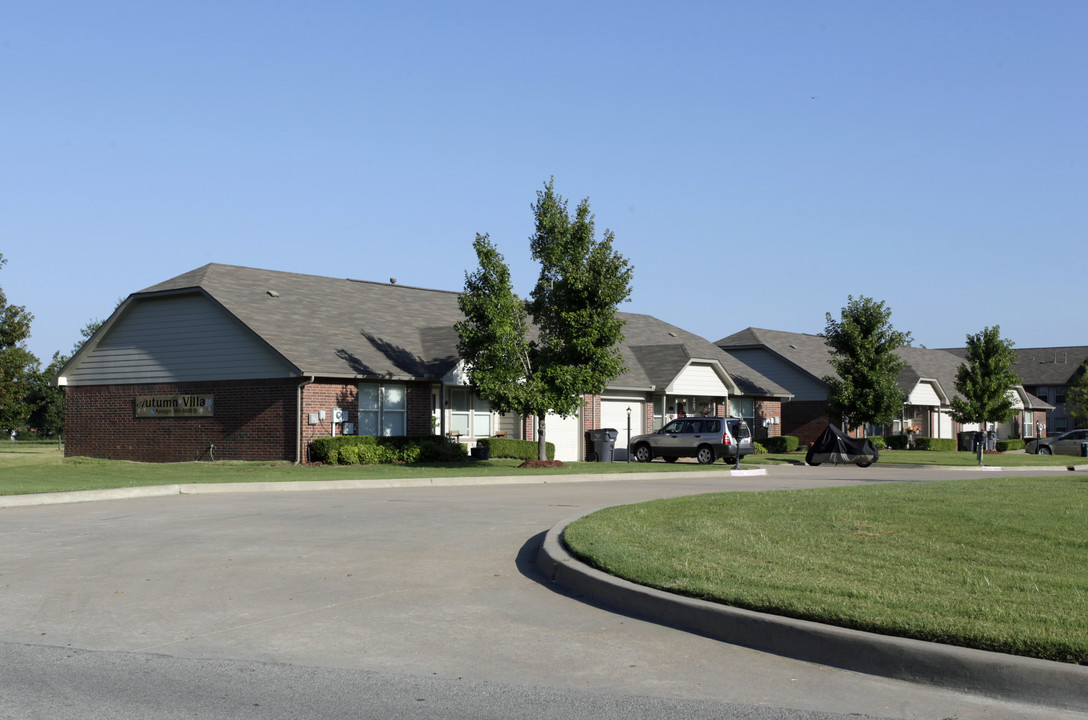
[309,435,466,465]
[751,441,767,455]
[762,436,799,453]
[913,437,956,452]
[885,434,909,450]
[997,439,1026,452]
[867,435,886,450]
[476,437,555,461]
[338,444,359,464]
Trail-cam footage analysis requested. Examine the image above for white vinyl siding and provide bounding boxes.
[907,383,941,407]
[669,363,728,396]
[63,294,292,385]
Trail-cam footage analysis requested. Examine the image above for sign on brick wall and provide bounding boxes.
[135,395,215,418]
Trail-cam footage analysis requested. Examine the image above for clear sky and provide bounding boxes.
[4,1,1085,365]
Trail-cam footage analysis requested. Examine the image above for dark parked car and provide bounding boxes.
[630,416,752,464]
[1025,429,1088,456]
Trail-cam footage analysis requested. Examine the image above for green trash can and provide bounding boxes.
[1081,442,1088,458]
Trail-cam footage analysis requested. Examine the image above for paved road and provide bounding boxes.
[2,465,1084,719]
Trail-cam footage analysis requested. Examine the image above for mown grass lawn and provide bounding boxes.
[0,442,707,496]
[750,449,1075,467]
[563,475,1088,664]
[1,441,1074,496]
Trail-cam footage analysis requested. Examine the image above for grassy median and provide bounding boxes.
[563,475,1088,664]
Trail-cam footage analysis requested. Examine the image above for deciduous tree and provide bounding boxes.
[949,326,1021,428]
[949,326,1020,464]
[0,254,37,435]
[823,295,912,432]
[457,179,633,460]
[1065,360,1088,428]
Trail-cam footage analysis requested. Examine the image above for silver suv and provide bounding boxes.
[630,416,752,464]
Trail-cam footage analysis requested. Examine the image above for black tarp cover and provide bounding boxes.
[805,424,879,467]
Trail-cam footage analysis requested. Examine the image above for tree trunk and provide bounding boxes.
[537,413,547,461]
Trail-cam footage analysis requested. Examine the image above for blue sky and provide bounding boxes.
[4,1,1085,365]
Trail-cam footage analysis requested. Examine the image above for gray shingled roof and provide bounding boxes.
[139,263,466,379]
[136,264,790,397]
[720,327,1053,410]
[717,327,835,384]
[944,346,1088,386]
[618,315,790,397]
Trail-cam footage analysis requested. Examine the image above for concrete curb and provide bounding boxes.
[0,468,767,508]
[537,514,1088,712]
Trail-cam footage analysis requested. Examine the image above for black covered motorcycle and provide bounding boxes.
[805,424,879,468]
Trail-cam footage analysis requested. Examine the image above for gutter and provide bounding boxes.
[295,376,315,464]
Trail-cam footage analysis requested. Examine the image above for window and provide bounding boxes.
[449,388,492,437]
[1036,386,1049,402]
[474,394,491,436]
[359,383,406,437]
[1056,389,1065,404]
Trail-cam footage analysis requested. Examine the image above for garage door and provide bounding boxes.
[543,410,582,462]
[602,397,645,461]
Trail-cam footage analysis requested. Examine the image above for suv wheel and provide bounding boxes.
[634,444,653,463]
[1038,446,1052,455]
[696,445,715,465]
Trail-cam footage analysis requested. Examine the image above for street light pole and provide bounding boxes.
[626,406,631,463]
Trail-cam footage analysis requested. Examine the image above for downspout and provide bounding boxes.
[296,376,315,464]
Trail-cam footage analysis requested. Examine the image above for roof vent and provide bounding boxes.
[390,277,397,285]
[267,290,280,298]
[668,332,677,337]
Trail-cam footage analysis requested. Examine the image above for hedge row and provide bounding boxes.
[761,435,799,453]
[997,439,1026,452]
[309,435,467,465]
[882,435,956,451]
[476,437,555,461]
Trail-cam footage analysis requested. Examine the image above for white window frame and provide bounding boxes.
[448,388,493,438]
[358,383,406,437]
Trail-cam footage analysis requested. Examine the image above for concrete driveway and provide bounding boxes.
[1,465,1084,719]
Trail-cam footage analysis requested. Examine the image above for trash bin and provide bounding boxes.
[957,432,974,452]
[986,431,997,451]
[1081,442,1088,458]
[587,428,618,462]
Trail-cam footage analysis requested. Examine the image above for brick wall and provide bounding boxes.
[300,380,437,462]
[782,400,832,445]
[299,381,359,456]
[66,379,299,462]
[755,399,783,439]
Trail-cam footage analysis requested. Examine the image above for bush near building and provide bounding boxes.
[309,435,467,465]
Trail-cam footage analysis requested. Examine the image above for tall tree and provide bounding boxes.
[26,351,67,440]
[823,295,912,432]
[949,326,1021,427]
[1065,360,1088,429]
[457,179,633,460]
[949,326,1020,463]
[0,254,38,435]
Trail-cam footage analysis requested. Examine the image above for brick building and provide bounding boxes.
[55,264,789,463]
[717,327,1053,446]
